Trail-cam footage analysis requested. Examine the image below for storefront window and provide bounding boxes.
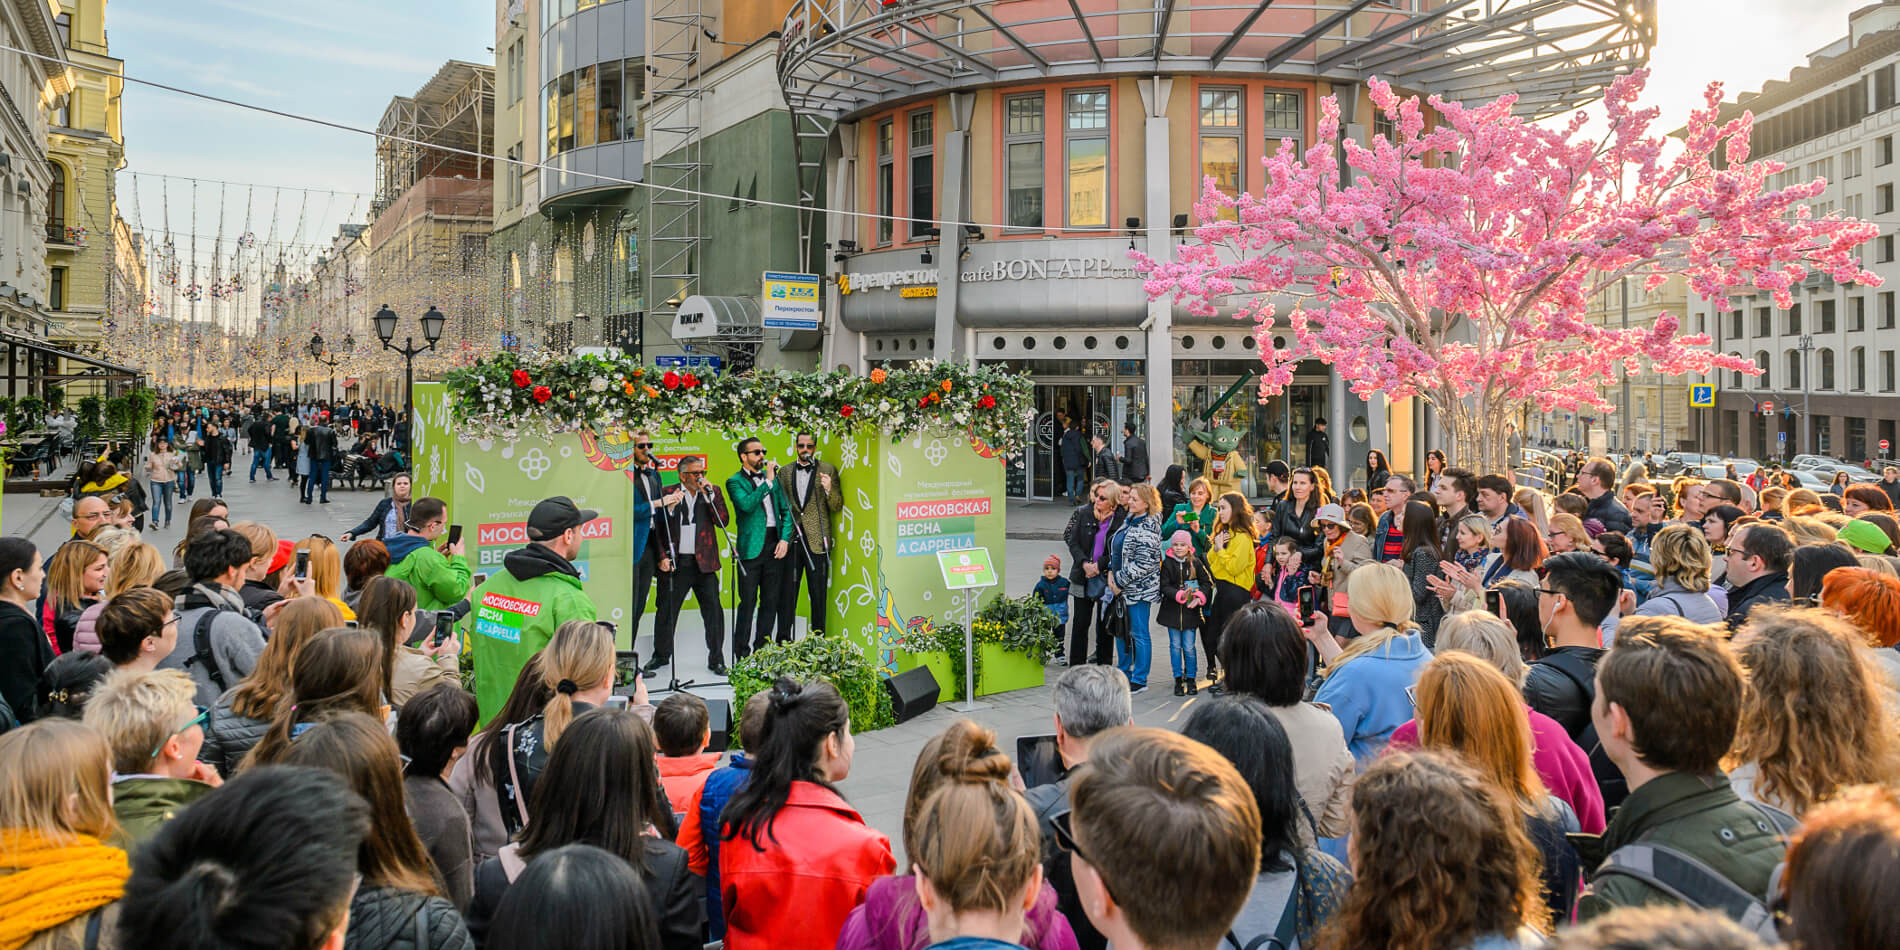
[1065,90,1109,229]
[909,109,935,241]
[1199,88,1243,212]
[597,62,623,145]
[545,81,558,158]
[1005,94,1044,230]
[576,66,598,148]
[1173,358,1330,497]
[1264,90,1303,159]
[877,119,894,245]
[558,73,576,152]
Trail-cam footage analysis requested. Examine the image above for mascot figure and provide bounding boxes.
[1188,422,1247,499]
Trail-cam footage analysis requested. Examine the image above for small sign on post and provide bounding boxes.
[1881,439,1892,453]
[1778,430,1788,445]
[1760,400,1775,415]
[935,548,999,712]
[1690,384,1714,408]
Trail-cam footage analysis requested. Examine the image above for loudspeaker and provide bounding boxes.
[706,698,732,752]
[883,666,940,724]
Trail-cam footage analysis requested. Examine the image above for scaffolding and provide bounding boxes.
[646,0,712,349]
[373,61,497,218]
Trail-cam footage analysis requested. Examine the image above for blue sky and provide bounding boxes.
[109,0,492,289]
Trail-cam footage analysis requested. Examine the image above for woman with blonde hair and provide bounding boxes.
[1545,514,1589,555]
[1514,489,1551,539]
[1397,652,1583,921]
[1430,514,1499,615]
[1206,492,1260,683]
[1325,749,1548,950]
[200,597,345,775]
[1785,488,1826,517]
[0,718,128,944]
[1602,524,1726,644]
[496,620,617,815]
[1727,607,1900,816]
[294,535,355,621]
[1783,515,1839,548]
[1305,563,1432,766]
[45,539,107,654]
[836,718,1075,950]
[71,541,168,655]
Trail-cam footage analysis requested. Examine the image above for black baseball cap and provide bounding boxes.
[527,496,598,540]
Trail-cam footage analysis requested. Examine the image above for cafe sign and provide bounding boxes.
[960,257,1143,282]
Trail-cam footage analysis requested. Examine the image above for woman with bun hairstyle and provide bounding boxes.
[837,719,1077,950]
[721,677,895,950]
[493,620,619,823]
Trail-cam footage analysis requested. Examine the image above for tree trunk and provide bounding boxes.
[1431,389,1521,478]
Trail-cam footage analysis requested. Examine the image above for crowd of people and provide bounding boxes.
[10,391,1900,949]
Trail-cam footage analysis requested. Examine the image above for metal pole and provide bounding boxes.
[1800,334,1813,457]
[1620,277,1631,454]
[404,338,415,418]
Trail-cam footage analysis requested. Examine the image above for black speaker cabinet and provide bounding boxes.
[883,666,941,724]
[706,698,732,752]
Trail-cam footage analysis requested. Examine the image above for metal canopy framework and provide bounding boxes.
[778,0,1653,123]
[373,61,496,217]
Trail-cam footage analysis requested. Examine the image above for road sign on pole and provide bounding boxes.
[1882,439,1892,453]
[1690,384,1714,408]
[1760,400,1774,415]
[1778,430,1788,445]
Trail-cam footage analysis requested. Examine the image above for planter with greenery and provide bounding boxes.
[729,634,895,737]
[904,594,1060,700]
[74,396,104,447]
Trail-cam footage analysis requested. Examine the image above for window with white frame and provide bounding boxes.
[1264,90,1303,158]
[908,109,935,241]
[1005,94,1044,230]
[1065,89,1110,229]
[1199,87,1243,204]
[876,119,894,245]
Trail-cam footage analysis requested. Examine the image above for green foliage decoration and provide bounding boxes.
[729,634,895,738]
[442,353,1034,454]
[905,594,1060,700]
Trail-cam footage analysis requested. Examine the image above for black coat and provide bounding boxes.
[1157,553,1214,631]
[1584,491,1633,535]
[1522,646,1606,743]
[1306,427,1330,468]
[0,600,51,726]
[1270,497,1324,566]
[199,432,232,467]
[199,691,269,776]
[306,425,340,462]
[1063,504,1127,585]
[465,839,703,950]
[343,884,471,950]
[1121,435,1150,482]
[1725,571,1790,630]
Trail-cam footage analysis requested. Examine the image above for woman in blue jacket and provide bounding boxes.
[1306,562,1433,767]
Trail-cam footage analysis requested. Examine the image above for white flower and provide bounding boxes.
[590,376,609,392]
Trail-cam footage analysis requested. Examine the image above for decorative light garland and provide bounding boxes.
[444,353,1035,454]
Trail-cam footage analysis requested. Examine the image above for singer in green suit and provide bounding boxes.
[726,436,795,658]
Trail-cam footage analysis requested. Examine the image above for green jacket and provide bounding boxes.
[1576,771,1787,921]
[384,533,472,613]
[1164,503,1218,556]
[469,543,597,724]
[727,468,795,561]
[111,777,215,851]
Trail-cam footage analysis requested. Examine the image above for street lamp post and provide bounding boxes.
[373,304,446,419]
[308,332,351,406]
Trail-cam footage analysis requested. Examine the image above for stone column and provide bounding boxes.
[823,122,863,373]
[1139,77,1174,475]
[933,94,976,365]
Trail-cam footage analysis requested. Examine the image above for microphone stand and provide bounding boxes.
[783,463,822,639]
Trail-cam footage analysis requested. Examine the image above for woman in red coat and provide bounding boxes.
[720,677,895,950]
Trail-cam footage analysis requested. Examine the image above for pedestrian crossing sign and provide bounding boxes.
[1690,384,1714,408]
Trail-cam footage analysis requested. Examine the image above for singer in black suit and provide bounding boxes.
[644,455,733,676]
[625,430,667,639]
[775,431,843,637]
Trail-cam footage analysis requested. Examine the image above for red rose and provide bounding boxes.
[840,404,855,418]
[532,385,552,403]
[918,396,932,408]
[977,394,997,409]
[512,369,532,388]
[662,371,682,390]
[683,373,700,388]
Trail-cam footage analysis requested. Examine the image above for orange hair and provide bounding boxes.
[1415,652,1547,813]
[1821,567,1900,648]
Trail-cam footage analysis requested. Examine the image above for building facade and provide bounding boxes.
[0,0,68,346]
[1687,2,1900,464]
[45,0,124,397]
[779,0,1653,497]
[1529,275,1693,455]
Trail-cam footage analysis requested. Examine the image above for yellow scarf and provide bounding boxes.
[0,830,129,950]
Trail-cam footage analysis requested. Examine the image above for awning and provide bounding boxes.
[0,332,143,379]
[671,295,761,341]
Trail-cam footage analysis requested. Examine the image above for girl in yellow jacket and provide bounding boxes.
[1204,492,1260,684]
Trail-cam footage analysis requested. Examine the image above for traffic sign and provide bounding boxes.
[1778,430,1788,445]
[1760,400,1774,415]
[936,548,999,590]
[1690,384,1714,408]
[1882,439,1892,452]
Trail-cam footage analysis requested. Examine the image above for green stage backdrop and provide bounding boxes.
[411,383,1009,674]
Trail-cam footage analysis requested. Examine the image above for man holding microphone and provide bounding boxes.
[776,432,842,638]
[727,437,793,659]
[645,455,733,676]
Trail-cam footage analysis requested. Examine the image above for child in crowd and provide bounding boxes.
[1263,536,1309,619]
[1158,529,1213,696]
[1034,555,1071,661]
[653,693,722,811]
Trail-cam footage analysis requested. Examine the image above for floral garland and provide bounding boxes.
[443,353,1035,452]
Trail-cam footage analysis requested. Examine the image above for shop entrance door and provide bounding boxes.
[1026,383,1141,500]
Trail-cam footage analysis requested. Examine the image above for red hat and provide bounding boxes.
[268,539,296,574]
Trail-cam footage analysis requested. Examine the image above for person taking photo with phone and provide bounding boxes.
[384,497,472,620]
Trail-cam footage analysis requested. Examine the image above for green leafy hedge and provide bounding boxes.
[729,635,895,739]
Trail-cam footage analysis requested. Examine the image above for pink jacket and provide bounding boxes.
[1387,705,1606,834]
[836,875,1079,950]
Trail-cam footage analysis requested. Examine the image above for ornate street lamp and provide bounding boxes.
[375,305,447,418]
[309,333,342,405]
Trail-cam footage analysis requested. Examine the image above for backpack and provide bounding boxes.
[1592,800,1798,940]
[183,607,229,691]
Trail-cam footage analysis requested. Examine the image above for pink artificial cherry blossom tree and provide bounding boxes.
[1138,69,1879,475]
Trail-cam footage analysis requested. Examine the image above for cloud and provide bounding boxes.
[113,8,439,74]
[142,54,279,99]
